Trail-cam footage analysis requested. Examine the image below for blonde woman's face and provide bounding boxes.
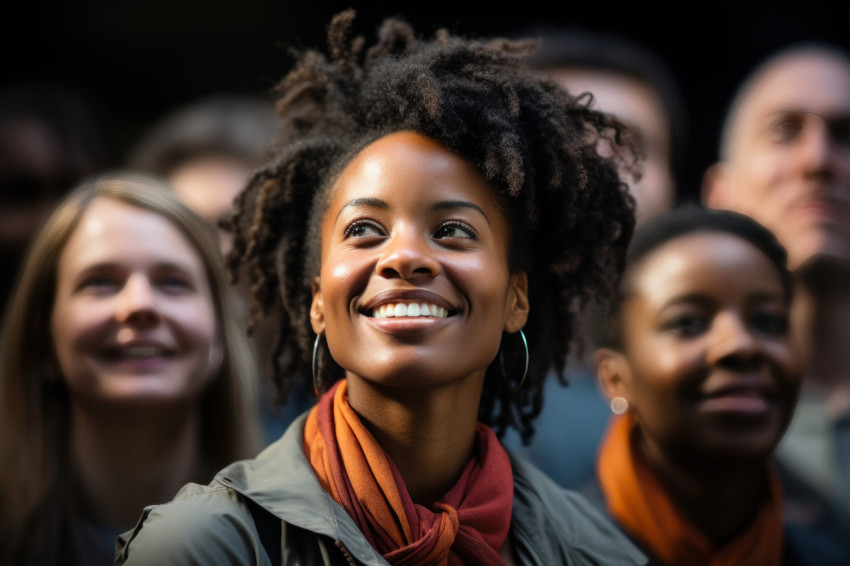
[51,197,220,408]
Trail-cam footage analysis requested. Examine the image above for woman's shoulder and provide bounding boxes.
[507,450,649,566]
[114,479,263,565]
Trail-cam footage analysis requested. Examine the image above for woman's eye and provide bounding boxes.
[751,311,789,335]
[78,275,118,291]
[664,314,708,337]
[434,221,476,240]
[158,276,193,291]
[344,220,384,239]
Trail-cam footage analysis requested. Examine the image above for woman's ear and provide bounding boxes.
[504,272,530,333]
[310,277,325,335]
[595,347,631,403]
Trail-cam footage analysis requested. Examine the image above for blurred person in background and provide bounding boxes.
[127,94,280,255]
[592,206,844,565]
[127,94,311,446]
[702,41,850,556]
[0,83,108,320]
[522,26,689,225]
[0,172,260,566]
[502,26,690,491]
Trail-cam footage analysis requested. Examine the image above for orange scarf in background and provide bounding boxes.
[303,380,513,565]
[596,414,785,566]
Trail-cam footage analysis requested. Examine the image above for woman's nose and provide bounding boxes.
[708,312,762,367]
[115,275,160,326]
[375,226,440,279]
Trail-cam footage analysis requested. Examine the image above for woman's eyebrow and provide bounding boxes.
[658,289,786,310]
[433,200,490,225]
[658,293,714,310]
[335,198,388,223]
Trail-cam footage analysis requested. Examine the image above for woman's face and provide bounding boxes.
[614,231,802,464]
[51,197,220,408]
[311,131,528,391]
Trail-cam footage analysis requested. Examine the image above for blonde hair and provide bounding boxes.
[0,171,260,564]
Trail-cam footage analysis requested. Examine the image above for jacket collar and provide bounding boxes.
[214,411,388,565]
[216,411,647,566]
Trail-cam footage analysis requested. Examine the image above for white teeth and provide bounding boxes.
[372,302,448,319]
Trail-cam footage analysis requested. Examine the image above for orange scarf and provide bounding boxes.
[596,414,784,566]
[303,380,513,565]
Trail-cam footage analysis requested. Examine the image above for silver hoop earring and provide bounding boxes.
[312,333,323,396]
[515,329,529,391]
[499,329,529,392]
[610,396,629,415]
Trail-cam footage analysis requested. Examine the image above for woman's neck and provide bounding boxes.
[346,375,484,506]
[71,402,202,530]
[637,432,768,546]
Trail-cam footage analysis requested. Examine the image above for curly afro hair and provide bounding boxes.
[225,9,638,444]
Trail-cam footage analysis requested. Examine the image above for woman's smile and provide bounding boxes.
[360,288,457,320]
[359,289,456,335]
[693,371,781,420]
[97,337,178,371]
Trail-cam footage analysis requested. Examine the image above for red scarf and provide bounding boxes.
[303,380,513,565]
[597,414,785,566]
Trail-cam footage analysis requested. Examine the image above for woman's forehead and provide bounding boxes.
[324,131,505,216]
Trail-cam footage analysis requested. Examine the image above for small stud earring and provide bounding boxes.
[610,396,629,415]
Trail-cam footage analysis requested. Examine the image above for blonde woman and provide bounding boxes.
[0,172,261,566]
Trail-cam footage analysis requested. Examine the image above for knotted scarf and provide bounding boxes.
[303,379,513,565]
[597,413,785,566]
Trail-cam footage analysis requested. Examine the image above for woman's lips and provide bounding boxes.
[364,312,453,334]
[360,288,458,321]
[698,385,776,415]
[359,289,459,334]
[699,395,771,414]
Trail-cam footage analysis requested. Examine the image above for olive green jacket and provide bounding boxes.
[115,413,648,565]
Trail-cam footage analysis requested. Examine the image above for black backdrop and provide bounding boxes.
[4,0,849,203]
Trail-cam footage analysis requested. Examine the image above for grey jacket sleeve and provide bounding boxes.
[114,483,271,566]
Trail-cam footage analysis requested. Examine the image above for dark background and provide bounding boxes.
[4,0,849,204]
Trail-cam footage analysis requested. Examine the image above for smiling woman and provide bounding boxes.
[589,206,841,564]
[115,9,646,565]
[52,197,220,405]
[0,172,260,566]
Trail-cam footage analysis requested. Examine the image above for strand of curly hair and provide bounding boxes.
[225,9,638,444]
